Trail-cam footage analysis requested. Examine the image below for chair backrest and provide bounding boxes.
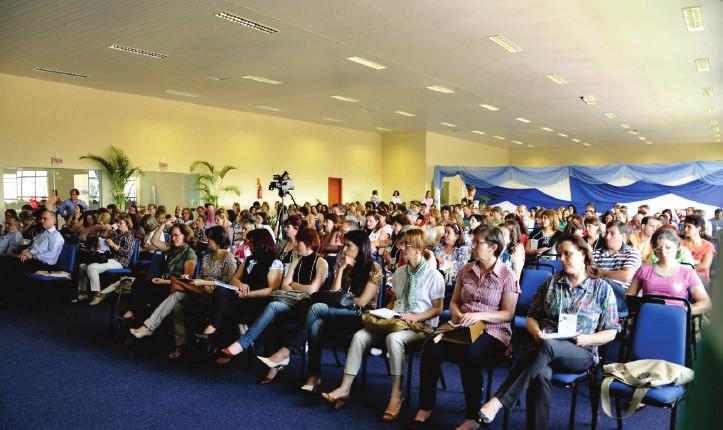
[629,301,690,366]
[55,244,77,272]
[145,252,166,280]
[516,269,552,315]
[129,240,140,266]
[193,256,202,279]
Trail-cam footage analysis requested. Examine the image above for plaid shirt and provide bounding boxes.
[528,274,620,358]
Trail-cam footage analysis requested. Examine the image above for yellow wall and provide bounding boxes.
[381,131,427,201]
[509,143,723,167]
[0,73,382,207]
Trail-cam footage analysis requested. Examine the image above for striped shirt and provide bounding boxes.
[456,259,520,354]
[592,243,641,291]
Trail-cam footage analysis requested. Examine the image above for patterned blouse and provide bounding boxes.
[528,273,620,358]
[200,251,237,283]
[112,231,135,267]
[339,261,382,310]
[433,243,471,285]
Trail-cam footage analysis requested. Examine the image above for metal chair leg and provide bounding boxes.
[568,383,578,430]
[670,403,678,430]
[589,374,599,430]
[615,398,623,430]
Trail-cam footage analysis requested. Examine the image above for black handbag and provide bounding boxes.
[311,290,355,309]
[91,251,111,264]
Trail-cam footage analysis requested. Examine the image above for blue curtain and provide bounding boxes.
[455,180,570,209]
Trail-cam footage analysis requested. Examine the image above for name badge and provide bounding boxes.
[558,313,578,336]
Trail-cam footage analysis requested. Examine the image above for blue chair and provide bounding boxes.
[104,240,140,277]
[598,296,691,430]
[514,269,552,330]
[24,244,77,303]
[551,367,600,430]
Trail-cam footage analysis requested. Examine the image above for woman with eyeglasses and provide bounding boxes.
[478,234,618,429]
[322,229,444,422]
[627,228,711,315]
[411,226,519,430]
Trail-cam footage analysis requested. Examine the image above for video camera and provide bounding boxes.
[268,171,295,197]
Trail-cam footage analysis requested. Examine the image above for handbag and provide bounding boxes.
[92,251,111,264]
[360,312,433,335]
[270,289,311,308]
[311,290,355,309]
[431,320,485,344]
[170,277,204,295]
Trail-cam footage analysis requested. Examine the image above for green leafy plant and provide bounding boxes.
[80,146,142,210]
[190,161,240,207]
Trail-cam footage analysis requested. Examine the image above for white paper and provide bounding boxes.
[542,332,579,340]
[214,281,239,291]
[369,308,400,320]
[529,239,538,250]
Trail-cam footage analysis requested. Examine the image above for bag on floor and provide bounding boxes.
[600,359,694,419]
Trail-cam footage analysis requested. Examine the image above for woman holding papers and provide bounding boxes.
[130,225,233,359]
[258,229,382,392]
[478,234,619,430]
[322,228,444,423]
[411,225,519,430]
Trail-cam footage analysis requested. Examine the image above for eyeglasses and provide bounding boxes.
[471,239,495,247]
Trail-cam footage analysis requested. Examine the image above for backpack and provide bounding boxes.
[600,359,694,418]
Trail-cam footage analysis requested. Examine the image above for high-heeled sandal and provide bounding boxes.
[382,397,405,422]
[300,378,321,393]
[321,392,351,410]
[258,366,284,385]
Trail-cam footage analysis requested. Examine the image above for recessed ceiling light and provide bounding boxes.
[702,87,715,97]
[488,34,523,53]
[638,136,647,141]
[715,134,721,138]
[479,104,499,111]
[472,130,486,135]
[511,140,523,145]
[540,127,554,132]
[375,127,391,132]
[32,66,87,78]
[526,144,535,148]
[165,89,199,98]
[571,138,581,143]
[708,106,717,113]
[395,110,416,117]
[682,6,704,32]
[206,75,232,81]
[557,133,568,137]
[645,141,653,145]
[493,135,505,140]
[440,122,457,128]
[627,130,640,135]
[255,105,281,112]
[322,117,344,123]
[545,74,568,85]
[604,112,616,119]
[716,139,721,142]
[107,43,167,59]
[580,95,597,105]
[346,56,387,70]
[330,95,359,102]
[426,85,455,94]
[695,57,711,72]
[516,117,532,123]
[711,119,720,126]
[712,126,721,133]
[582,142,591,146]
[215,12,278,34]
[620,123,631,129]
[242,74,282,85]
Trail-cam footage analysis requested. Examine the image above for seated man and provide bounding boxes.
[628,215,662,262]
[592,220,641,313]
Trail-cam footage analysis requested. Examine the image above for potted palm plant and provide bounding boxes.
[80,146,142,210]
[190,161,240,207]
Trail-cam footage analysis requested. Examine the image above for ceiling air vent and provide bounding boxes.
[32,66,87,78]
[108,44,167,59]
[215,12,278,34]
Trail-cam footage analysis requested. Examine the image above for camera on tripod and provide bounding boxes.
[268,171,295,197]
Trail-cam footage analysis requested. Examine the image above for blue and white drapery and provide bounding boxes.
[432,161,723,212]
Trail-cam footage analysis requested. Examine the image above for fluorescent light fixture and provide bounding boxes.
[255,105,281,112]
[440,122,457,128]
[638,136,647,141]
[695,57,711,72]
[479,104,499,111]
[582,142,591,146]
[516,117,532,123]
[557,133,568,137]
[107,43,167,59]
[165,89,199,98]
[580,95,597,105]
[526,144,535,148]
[682,6,704,32]
[620,123,631,129]
[32,66,87,78]
[321,117,344,123]
[206,75,231,81]
[426,85,455,94]
[488,34,523,53]
[330,95,359,102]
[215,12,278,33]
[540,127,554,132]
[702,87,715,97]
[395,110,416,117]
[472,130,487,135]
[346,56,387,70]
[711,119,720,126]
[604,112,616,119]
[493,135,505,140]
[645,141,653,145]
[511,140,523,145]
[708,106,717,113]
[712,126,720,133]
[627,130,640,135]
[715,134,721,138]
[571,138,581,143]
[375,127,391,132]
[242,75,282,85]
[545,74,567,84]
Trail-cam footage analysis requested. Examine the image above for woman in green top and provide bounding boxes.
[121,219,197,323]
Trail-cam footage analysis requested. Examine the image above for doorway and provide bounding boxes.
[328,177,342,206]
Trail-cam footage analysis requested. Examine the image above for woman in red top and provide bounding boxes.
[681,214,716,283]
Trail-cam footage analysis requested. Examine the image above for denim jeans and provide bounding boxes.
[236,300,294,349]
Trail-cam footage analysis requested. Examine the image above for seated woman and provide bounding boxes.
[365,212,390,255]
[681,214,716,287]
[258,230,382,391]
[422,208,445,248]
[78,214,134,304]
[318,213,344,258]
[383,214,411,272]
[130,226,236,359]
[478,234,619,429]
[525,209,562,260]
[322,228,444,422]
[411,226,519,430]
[277,214,304,273]
[180,207,194,225]
[627,228,711,315]
[76,210,100,242]
[214,209,234,247]
[121,220,197,323]
[433,222,471,305]
[499,220,525,281]
[218,228,328,377]
[584,216,606,252]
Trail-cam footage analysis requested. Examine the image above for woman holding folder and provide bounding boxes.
[410,225,519,430]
